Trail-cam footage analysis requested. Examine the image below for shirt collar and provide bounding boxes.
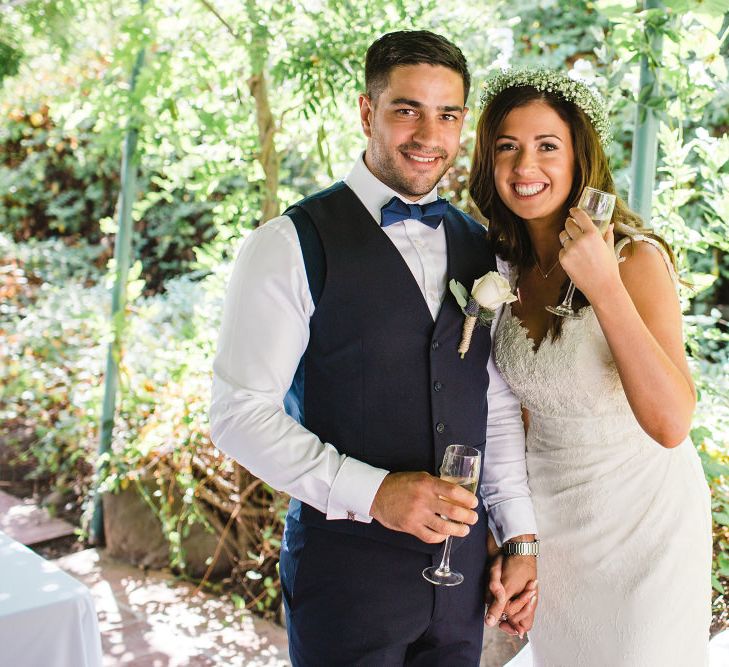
[343,152,439,224]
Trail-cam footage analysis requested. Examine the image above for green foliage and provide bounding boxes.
[0,103,118,239]
[0,42,23,82]
[449,279,470,310]
[0,92,236,291]
[0,0,84,84]
[0,234,106,500]
[504,0,610,67]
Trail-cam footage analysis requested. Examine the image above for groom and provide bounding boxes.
[211,30,537,665]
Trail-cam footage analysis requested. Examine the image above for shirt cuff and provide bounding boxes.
[326,456,389,522]
[487,497,539,547]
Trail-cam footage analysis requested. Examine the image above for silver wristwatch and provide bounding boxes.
[502,540,540,557]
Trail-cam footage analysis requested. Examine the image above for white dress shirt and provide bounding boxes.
[210,154,537,545]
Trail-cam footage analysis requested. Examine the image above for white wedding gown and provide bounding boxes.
[493,237,712,667]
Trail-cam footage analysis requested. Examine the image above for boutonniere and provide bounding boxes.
[449,272,517,358]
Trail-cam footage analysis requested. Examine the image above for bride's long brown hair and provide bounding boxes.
[469,85,674,336]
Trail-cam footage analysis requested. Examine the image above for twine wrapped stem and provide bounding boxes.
[458,298,481,359]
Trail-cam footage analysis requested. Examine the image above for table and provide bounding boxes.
[0,530,102,667]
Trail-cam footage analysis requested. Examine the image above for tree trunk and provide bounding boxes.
[248,71,279,222]
[245,0,279,224]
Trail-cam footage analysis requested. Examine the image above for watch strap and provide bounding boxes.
[502,539,540,557]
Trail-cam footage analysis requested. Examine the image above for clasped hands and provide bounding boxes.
[485,531,538,638]
[370,472,538,637]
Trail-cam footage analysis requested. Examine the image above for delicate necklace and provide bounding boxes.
[533,251,560,279]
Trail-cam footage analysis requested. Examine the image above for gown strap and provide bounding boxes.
[614,234,678,286]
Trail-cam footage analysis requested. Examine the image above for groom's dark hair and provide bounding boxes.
[365,31,470,104]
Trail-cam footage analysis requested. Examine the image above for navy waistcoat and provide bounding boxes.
[286,183,496,554]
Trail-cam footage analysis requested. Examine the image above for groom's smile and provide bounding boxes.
[359,63,467,201]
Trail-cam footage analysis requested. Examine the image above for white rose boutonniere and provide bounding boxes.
[449,272,517,358]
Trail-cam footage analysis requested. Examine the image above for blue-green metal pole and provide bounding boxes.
[629,0,664,223]
[89,9,147,546]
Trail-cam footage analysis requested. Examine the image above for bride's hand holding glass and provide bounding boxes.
[556,207,622,308]
[547,187,618,318]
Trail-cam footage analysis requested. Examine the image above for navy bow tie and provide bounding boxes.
[380,196,447,230]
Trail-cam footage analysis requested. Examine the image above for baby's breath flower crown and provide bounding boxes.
[479,68,612,147]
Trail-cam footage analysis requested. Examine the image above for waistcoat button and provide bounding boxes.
[433,381,443,392]
[436,422,446,434]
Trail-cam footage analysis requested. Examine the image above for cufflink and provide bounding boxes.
[347,511,356,521]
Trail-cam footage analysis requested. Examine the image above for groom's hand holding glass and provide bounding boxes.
[369,471,479,544]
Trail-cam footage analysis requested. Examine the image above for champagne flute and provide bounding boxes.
[546,186,617,319]
[422,444,481,586]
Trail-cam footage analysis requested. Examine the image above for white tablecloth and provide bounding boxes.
[0,529,102,667]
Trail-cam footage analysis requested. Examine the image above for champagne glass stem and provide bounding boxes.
[435,536,454,575]
[546,279,580,318]
[562,281,576,310]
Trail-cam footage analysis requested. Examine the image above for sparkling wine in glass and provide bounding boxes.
[422,444,481,587]
[546,187,617,319]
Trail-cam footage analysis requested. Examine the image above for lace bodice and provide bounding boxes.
[495,305,629,418]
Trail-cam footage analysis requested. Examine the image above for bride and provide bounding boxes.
[470,69,712,666]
